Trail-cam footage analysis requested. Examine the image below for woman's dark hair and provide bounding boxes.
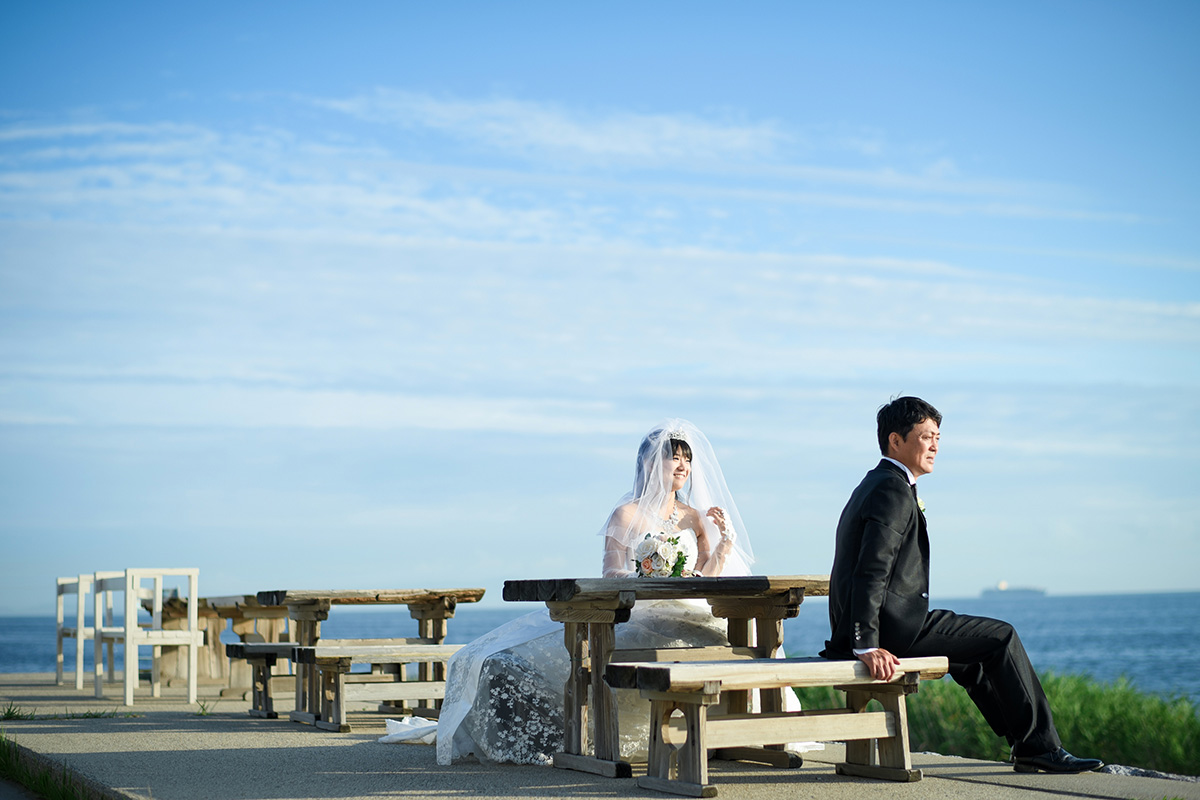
[876,396,942,455]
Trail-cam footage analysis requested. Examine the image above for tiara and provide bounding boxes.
[665,427,687,441]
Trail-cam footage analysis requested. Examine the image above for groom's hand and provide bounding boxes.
[856,648,901,681]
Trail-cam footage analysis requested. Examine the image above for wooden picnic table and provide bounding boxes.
[255,588,485,725]
[502,574,830,778]
[151,593,290,690]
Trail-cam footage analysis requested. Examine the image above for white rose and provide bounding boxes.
[634,536,659,561]
[656,540,677,561]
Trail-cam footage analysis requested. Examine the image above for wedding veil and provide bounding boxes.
[600,419,755,576]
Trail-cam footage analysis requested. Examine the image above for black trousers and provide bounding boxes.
[899,609,1061,757]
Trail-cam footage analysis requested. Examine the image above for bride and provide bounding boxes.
[600,420,750,580]
[436,419,804,766]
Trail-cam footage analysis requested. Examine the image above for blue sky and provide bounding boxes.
[1,2,1197,614]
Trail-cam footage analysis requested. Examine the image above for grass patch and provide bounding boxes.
[2,702,36,721]
[0,703,137,721]
[68,708,136,720]
[0,730,87,800]
[794,671,1200,776]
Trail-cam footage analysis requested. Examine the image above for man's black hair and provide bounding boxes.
[877,396,942,455]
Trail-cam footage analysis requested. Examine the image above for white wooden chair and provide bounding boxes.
[93,568,202,705]
[56,574,107,689]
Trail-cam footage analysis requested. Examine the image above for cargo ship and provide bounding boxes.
[981,580,1045,598]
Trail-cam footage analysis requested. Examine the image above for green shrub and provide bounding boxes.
[793,672,1200,776]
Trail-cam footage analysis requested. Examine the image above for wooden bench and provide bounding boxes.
[257,587,483,726]
[225,641,295,718]
[291,641,464,732]
[605,655,949,797]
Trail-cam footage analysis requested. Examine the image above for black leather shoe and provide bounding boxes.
[1013,747,1103,774]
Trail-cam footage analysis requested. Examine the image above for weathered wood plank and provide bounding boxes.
[341,673,417,684]
[610,645,758,664]
[711,746,803,768]
[875,691,914,771]
[666,709,895,748]
[646,698,674,785]
[546,606,633,624]
[678,701,709,787]
[562,622,587,756]
[294,644,462,665]
[342,681,448,702]
[256,588,485,606]
[503,575,829,604]
[636,775,716,798]
[607,656,948,694]
[317,637,433,647]
[835,762,922,782]
[589,621,620,763]
[551,752,633,778]
[226,642,294,660]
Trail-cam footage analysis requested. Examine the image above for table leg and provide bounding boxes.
[248,655,277,718]
[228,619,255,690]
[723,616,753,714]
[710,604,805,769]
[547,595,634,779]
[757,617,786,715]
[289,612,324,724]
[411,599,455,710]
[589,622,619,762]
[841,688,876,769]
[561,622,588,756]
[315,662,351,733]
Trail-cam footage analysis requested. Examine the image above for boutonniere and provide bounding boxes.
[917,497,926,514]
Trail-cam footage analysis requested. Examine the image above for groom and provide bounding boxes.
[820,396,1102,774]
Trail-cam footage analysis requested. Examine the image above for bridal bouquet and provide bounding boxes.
[633,533,690,578]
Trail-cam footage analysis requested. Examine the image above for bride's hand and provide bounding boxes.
[705,506,725,532]
[706,507,735,541]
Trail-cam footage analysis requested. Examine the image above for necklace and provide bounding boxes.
[660,502,681,531]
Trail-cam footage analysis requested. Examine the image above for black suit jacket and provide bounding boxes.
[822,459,931,659]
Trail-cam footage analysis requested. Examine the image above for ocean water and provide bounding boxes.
[6,591,1198,704]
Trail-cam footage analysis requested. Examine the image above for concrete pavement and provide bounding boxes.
[2,673,1196,800]
[0,779,39,800]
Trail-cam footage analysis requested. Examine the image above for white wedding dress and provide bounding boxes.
[437,528,734,765]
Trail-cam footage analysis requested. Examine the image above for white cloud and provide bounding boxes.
[308,89,787,162]
[0,96,1146,246]
[0,120,207,144]
[3,221,1196,401]
[0,380,640,435]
